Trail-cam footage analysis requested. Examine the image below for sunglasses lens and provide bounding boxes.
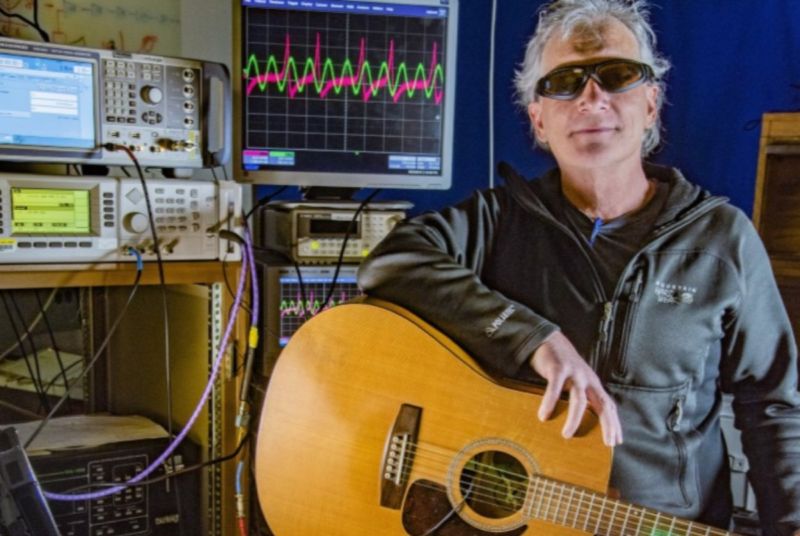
[539,68,586,98]
[596,61,646,92]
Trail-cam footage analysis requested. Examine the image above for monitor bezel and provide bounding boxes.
[232,0,458,190]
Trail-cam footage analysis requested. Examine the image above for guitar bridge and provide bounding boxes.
[380,404,421,509]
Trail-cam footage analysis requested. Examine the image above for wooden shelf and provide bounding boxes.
[0,261,241,289]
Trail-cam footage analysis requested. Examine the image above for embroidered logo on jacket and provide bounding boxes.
[485,304,515,337]
[655,281,696,304]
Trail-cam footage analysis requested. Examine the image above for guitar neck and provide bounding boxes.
[525,476,735,536]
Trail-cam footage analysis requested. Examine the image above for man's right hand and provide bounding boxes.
[530,330,623,447]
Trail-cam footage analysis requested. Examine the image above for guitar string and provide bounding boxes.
[383,440,734,536]
[404,459,733,536]
[318,432,733,536]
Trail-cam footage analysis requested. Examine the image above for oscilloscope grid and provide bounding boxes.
[242,4,447,156]
[278,276,363,345]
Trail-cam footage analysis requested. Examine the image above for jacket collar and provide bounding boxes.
[505,163,727,230]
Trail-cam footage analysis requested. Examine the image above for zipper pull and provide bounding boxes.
[668,398,684,432]
[630,270,644,303]
[598,302,613,342]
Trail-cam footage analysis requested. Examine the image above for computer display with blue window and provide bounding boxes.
[0,51,96,150]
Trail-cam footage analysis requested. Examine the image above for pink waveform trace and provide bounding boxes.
[245,32,444,104]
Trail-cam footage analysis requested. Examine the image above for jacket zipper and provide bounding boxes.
[614,269,644,377]
[592,302,614,370]
[667,397,691,507]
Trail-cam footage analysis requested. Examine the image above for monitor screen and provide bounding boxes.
[11,187,92,235]
[234,0,458,190]
[0,51,96,150]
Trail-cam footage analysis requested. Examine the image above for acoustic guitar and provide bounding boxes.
[255,299,739,536]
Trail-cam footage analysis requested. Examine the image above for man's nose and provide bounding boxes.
[577,77,610,110]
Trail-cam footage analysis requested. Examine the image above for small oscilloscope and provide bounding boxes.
[261,265,362,374]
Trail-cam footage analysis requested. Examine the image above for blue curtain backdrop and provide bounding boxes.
[258,1,800,217]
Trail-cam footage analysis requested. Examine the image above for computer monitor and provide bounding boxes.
[233,0,458,190]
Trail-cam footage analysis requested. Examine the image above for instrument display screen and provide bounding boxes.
[11,187,91,235]
[0,52,97,150]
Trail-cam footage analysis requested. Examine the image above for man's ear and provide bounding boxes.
[528,100,547,143]
[644,84,659,128]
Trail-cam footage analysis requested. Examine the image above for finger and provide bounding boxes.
[589,388,622,446]
[538,376,564,422]
[562,385,587,438]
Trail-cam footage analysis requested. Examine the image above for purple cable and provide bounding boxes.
[44,246,251,502]
[245,228,259,329]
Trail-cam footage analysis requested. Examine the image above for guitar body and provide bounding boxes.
[255,300,611,536]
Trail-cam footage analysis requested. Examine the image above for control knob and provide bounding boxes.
[123,212,149,234]
[140,86,163,105]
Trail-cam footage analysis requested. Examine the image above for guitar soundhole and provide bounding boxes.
[459,450,528,519]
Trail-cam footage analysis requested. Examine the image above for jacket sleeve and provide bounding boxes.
[720,217,800,536]
[357,188,559,378]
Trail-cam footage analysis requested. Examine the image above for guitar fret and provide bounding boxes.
[687,521,693,535]
[574,489,585,528]
[704,525,711,536]
[595,496,607,534]
[584,493,595,531]
[634,505,646,536]
[667,516,676,535]
[610,500,619,535]
[552,483,563,521]
[535,478,546,519]
[525,477,539,519]
[621,502,632,535]
[564,486,575,526]
[545,480,556,521]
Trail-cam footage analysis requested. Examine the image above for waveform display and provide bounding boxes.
[279,290,354,319]
[241,4,448,157]
[277,280,363,346]
[244,33,444,104]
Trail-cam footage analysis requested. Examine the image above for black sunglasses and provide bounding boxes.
[535,59,655,100]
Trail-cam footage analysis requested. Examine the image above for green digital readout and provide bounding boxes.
[11,187,91,235]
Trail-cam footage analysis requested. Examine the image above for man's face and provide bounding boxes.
[527,18,659,171]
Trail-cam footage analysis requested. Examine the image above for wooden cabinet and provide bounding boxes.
[752,113,800,335]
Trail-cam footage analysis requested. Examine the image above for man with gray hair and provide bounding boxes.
[358,0,800,533]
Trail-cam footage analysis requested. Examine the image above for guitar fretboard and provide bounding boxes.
[524,476,735,536]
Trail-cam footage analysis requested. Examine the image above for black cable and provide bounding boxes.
[24,262,143,449]
[0,292,49,413]
[0,5,49,42]
[243,186,288,223]
[320,189,381,310]
[31,0,49,41]
[104,143,175,452]
[41,359,81,395]
[9,293,51,413]
[35,290,71,410]
[222,166,229,182]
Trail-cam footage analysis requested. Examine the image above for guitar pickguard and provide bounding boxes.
[402,480,528,536]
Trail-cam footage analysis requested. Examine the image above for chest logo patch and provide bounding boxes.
[655,281,697,304]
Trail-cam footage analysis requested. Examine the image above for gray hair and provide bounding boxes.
[513,0,671,155]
